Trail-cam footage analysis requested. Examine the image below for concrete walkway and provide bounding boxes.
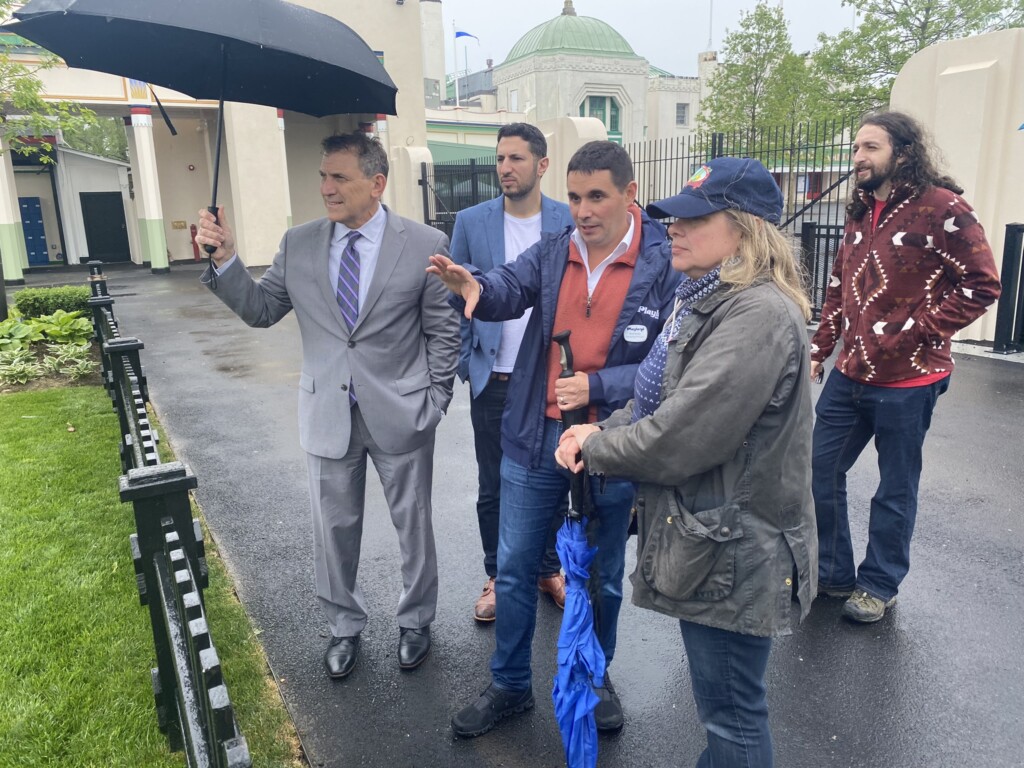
[12,263,1024,767]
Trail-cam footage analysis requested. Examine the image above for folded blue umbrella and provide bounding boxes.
[552,516,605,768]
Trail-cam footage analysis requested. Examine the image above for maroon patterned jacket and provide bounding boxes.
[810,184,1001,383]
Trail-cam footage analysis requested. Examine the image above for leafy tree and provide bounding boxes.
[813,0,1022,115]
[0,1,96,164]
[63,117,129,161]
[699,3,831,140]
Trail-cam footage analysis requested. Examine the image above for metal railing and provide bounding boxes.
[85,262,252,768]
[420,156,499,239]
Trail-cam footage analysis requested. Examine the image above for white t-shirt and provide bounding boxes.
[493,211,542,372]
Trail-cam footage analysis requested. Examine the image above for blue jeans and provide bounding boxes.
[469,377,562,579]
[490,418,634,691]
[812,369,949,600]
[680,620,774,768]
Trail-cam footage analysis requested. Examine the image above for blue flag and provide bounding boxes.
[455,30,479,42]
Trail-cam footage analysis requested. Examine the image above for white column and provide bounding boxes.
[126,106,169,272]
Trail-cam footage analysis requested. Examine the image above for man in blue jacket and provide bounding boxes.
[450,123,574,624]
[429,141,680,737]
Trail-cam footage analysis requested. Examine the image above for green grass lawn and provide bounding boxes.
[0,387,301,768]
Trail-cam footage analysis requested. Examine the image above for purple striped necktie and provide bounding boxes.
[336,230,362,330]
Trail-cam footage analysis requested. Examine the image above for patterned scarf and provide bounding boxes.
[630,268,722,423]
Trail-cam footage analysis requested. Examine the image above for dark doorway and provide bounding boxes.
[81,191,130,262]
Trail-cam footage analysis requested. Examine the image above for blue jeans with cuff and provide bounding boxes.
[812,368,949,600]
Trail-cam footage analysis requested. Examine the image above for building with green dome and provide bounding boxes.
[492,0,651,144]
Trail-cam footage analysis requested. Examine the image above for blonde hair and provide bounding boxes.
[719,210,811,321]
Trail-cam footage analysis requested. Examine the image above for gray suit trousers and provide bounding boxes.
[306,405,438,637]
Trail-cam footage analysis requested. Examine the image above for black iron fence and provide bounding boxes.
[992,223,1024,354]
[419,120,857,316]
[86,262,252,768]
[420,157,499,239]
[626,118,858,318]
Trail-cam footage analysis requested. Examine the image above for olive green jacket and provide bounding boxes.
[582,281,816,637]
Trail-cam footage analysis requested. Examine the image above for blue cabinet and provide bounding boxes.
[18,196,49,266]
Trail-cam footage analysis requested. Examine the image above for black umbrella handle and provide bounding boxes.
[553,330,588,521]
[204,205,219,256]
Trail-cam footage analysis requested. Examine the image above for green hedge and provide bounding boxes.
[13,286,91,318]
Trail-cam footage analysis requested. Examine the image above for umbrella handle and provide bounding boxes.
[204,205,219,256]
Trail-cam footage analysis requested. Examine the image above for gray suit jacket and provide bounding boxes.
[204,206,460,458]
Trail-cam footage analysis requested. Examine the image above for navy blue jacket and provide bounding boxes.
[452,210,680,468]
[449,194,573,398]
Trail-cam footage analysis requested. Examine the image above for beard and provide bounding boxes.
[502,177,537,202]
[856,157,898,193]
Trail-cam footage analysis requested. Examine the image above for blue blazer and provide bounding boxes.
[449,194,573,398]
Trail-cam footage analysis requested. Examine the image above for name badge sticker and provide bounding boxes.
[623,324,648,343]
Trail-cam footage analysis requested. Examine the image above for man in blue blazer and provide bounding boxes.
[449,123,574,623]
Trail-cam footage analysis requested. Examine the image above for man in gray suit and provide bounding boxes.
[195,132,459,680]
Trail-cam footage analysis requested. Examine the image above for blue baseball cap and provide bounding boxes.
[646,157,783,225]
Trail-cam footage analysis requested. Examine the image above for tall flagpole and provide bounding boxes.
[452,20,460,106]
[707,0,713,50]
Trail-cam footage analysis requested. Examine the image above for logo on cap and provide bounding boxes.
[686,165,712,189]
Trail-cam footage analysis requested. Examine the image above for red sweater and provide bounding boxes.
[544,208,640,420]
[811,184,1001,384]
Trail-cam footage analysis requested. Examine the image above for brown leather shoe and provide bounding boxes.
[474,577,496,622]
[538,573,566,610]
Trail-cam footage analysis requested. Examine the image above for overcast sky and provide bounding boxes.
[440,0,859,78]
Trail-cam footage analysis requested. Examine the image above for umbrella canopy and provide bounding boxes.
[552,516,606,768]
[9,0,398,118]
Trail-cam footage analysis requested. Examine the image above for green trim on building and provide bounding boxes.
[428,141,499,163]
[138,219,168,270]
[0,221,28,282]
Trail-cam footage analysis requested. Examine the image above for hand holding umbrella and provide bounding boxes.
[195,206,235,268]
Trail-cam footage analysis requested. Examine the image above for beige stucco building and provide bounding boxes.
[890,27,1024,342]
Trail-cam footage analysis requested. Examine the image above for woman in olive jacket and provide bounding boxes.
[555,157,816,768]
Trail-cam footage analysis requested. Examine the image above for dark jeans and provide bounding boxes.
[812,368,949,600]
[491,419,634,691]
[681,620,774,768]
[470,377,561,579]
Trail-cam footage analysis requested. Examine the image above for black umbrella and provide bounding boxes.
[9,0,398,244]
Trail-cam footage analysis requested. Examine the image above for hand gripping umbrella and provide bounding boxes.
[551,330,605,768]
[9,0,398,262]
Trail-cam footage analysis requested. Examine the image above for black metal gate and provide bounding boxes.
[420,120,857,317]
[420,157,499,239]
[625,118,858,317]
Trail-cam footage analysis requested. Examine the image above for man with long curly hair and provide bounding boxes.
[810,111,1001,622]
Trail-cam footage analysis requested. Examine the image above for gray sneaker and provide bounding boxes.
[842,590,896,623]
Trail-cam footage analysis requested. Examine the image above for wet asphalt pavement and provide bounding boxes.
[14,264,1024,767]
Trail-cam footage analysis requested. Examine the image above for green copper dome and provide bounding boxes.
[503,1,639,64]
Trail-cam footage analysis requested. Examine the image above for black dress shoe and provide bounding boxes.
[594,673,624,732]
[324,634,359,679]
[398,626,431,670]
[451,683,534,738]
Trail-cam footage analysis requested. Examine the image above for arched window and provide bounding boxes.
[579,96,622,144]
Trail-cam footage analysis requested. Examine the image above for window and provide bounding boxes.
[805,172,823,200]
[509,89,519,113]
[675,103,689,126]
[579,95,621,140]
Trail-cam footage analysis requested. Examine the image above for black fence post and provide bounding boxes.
[122,463,202,743]
[992,223,1024,354]
[419,162,430,226]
